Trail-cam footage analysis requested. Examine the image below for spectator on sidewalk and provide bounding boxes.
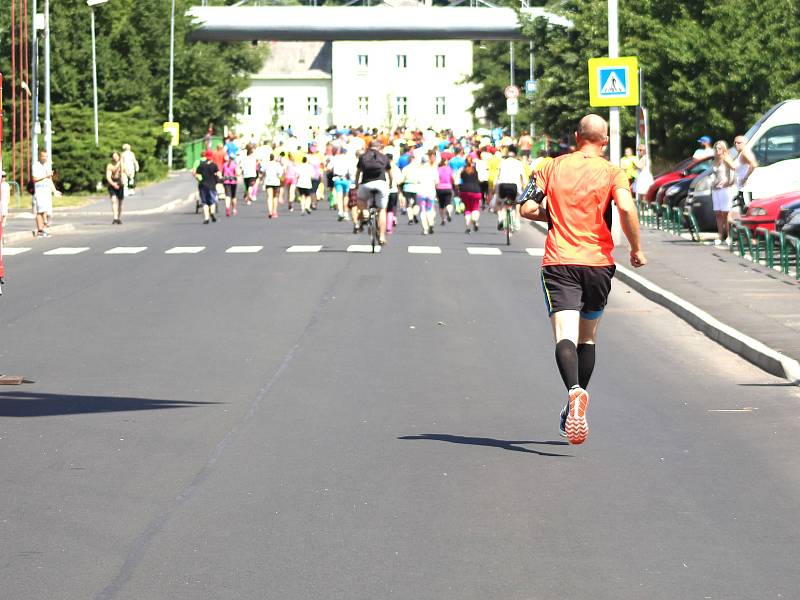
[620,147,637,184]
[631,144,653,199]
[106,152,125,225]
[732,135,758,214]
[0,170,9,291]
[693,135,714,159]
[711,140,737,245]
[121,144,140,196]
[32,149,60,237]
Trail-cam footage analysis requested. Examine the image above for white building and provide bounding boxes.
[236,38,474,140]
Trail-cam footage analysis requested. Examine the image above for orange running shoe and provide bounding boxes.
[565,386,589,445]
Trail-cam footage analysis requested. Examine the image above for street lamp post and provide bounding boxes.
[166,0,176,170]
[87,0,109,147]
[44,0,52,158]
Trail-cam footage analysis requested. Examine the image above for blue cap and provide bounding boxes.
[698,135,712,144]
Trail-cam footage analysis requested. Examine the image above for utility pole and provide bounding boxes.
[31,0,39,160]
[509,41,515,138]
[607,0,620,166]
[529,40,534,138]
[166,0,176,170]
[90,5,99,145]
[44,0,52,159]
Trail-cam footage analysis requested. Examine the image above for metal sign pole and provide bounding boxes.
[509,41,515,138]
[607,0,619,166]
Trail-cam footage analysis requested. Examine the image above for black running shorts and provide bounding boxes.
[497,183,518,201]
[540,264,616,319]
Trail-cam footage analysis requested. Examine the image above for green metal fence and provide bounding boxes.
[181,136,224,170]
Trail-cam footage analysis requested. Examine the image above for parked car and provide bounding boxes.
[739,191,800,232]
[656,176,696,210]
[687,99,800,231]
[776,198,800,237]
[646,156,712,203]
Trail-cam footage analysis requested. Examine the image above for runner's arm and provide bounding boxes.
[613,186,646,268]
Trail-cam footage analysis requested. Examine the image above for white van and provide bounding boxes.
[739,98,800,201]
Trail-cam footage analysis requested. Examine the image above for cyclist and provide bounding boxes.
[519,114,646,445]
[495,145,526,232]
[355,141,392,245]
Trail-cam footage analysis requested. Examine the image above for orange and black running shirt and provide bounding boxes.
[536,150,630,267]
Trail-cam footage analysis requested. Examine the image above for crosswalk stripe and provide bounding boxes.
[226,245,263,253]
[2,247,32,256]
[525,247,545,256]
[466,247,502,256]
[43,247,90,256]
[286,245,323,253]
[408,245,442,254]
[347,244,381,253]
[105,246,148,255]
[165,246,205,254]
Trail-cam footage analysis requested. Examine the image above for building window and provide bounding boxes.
[396,54,407,69]
[357,54,369,68]
[395,96,407,117]
[307,96,320,115]
[435,96,446,116]
[358,96,369,114]
[435,54,446,69]
[273,97,285,116]
[242,97,252,116]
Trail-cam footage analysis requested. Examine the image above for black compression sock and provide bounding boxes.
[577,343,596,390]
[554,339,579,390]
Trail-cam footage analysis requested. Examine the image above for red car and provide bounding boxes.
[740,190,800,232]
[645,156,713,203]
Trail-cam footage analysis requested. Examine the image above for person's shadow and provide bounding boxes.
[398,434,571,457]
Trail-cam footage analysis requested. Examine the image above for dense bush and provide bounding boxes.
[51,105,169,193]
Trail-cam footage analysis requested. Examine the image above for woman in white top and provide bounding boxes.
[416,151,439,235]
[711,140,737,245]
[295,156,315,215]
[240,146,259,205]
[732,135,758,215]
[261,154,283,219]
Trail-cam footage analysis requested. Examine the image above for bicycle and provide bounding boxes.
[366,188,380,253]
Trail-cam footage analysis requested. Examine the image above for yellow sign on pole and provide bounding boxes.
[588,57,639,107]
[162,121,180,147]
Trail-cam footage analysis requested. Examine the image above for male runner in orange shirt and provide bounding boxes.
[520,114,646,444]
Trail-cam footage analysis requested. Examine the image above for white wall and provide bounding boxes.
[331,40,474,133]
[236,79,333,142]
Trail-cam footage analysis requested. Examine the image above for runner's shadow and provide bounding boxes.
[0,391,220,418]
[398,434,571,457]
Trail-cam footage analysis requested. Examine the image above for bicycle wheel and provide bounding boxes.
[371,213,379,253]
[505,207,512,245]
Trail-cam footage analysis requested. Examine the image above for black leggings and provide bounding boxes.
[436,189,453,210]
[224,183,237,200]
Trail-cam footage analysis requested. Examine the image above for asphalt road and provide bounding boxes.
[1,200,798,599]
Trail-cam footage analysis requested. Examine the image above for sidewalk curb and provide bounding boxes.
[3,223,77,245]
[529,221,800,385]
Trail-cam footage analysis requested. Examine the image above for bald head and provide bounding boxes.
[577,114,609,145]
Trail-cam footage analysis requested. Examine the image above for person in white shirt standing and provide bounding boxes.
[0,170,9,293]
[495,145,526,231]
[32,150,61,237]
[121,144,140,196]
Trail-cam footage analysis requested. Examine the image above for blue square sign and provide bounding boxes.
[597,67,628,97]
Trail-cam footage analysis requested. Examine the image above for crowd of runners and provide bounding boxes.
[192,126,559,242]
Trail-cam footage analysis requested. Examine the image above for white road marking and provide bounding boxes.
[286,245,323,253]
[1,247,32,256]
[165,246,205,254]
[408,245,442,254]
[707,408,757,413]
[43,247,90,256]
[105,246,148,255]
[467,247,502,256]
[347,244,381,253]
[226,245,263,253]
[525,247,545,256]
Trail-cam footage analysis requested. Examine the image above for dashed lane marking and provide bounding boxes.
[347,244,381,253]
[43,247,90,256]
[1,247,32,256]
[286,245,323,253]
[408,246,442,254]
[105,246,148,255]
[466,247,502,256]
[226,245,264,253]
[525,247,545,256]
[165,246,205,254]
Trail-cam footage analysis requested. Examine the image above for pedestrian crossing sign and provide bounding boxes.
[588,57,639,107]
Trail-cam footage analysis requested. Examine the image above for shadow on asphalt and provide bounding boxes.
[398,434,571,457]
[0,391,220,418]
[737,382,798,387]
